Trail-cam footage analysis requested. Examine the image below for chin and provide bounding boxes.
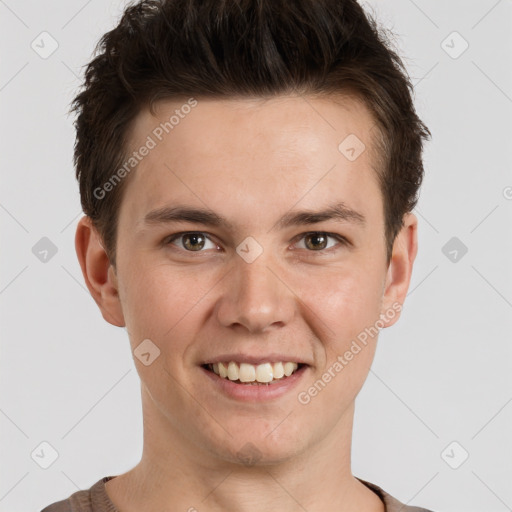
[213,426,306,467]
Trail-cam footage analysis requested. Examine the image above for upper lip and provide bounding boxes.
[201,353,310,366]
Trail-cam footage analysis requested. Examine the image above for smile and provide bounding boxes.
[205,361,302,385]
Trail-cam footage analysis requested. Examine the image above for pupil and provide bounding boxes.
[184,233,204,251]
[306,233,326,250]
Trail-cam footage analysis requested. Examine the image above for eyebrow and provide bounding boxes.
[142,201,366,231]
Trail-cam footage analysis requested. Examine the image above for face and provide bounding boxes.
[79,94,416,467]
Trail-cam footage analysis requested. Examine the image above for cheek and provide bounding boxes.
[118,264,211,404]
[118,261,207,349]
[292,269,383,423]
[301,264,384,345]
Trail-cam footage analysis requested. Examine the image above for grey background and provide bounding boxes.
[1,0,511,511]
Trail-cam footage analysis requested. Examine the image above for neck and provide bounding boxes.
[105,387,384,512]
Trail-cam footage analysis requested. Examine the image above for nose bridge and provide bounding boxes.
[216,244,294,332]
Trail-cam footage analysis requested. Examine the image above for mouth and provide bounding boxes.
[201,361,306,385]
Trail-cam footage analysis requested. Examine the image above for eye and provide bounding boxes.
[164,232,219,252]
[293,232,348,253]
[163,231,348,255]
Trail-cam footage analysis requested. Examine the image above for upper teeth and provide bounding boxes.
[211,361,299,383]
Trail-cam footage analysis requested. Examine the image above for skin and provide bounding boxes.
[75,94,418,512]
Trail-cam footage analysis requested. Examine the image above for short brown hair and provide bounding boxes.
[71,0,431,266]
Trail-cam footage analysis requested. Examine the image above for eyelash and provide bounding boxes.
[163,231,349,255]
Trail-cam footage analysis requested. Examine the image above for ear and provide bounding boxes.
[75,215,125,327]
[380,212,418,328]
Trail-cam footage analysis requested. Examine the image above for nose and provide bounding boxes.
[215,249,295,334]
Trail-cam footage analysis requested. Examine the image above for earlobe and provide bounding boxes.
[75,216,125,327]
[380,212,418,328]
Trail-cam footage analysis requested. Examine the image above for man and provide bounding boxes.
[42,0,433,510]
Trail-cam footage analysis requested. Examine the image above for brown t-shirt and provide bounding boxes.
[40,475,435,511]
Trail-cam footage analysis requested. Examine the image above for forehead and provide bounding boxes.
[119,94,383,232]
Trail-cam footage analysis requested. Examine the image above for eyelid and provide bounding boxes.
[291,231,349,252]
[164,231,220,253]
[164,230,349,254]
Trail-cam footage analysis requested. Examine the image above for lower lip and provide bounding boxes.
[200,365,309,402]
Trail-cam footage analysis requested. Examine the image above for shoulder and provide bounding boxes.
[356,477,437,512]
[40,476,117,512]
[40,489,92,512]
